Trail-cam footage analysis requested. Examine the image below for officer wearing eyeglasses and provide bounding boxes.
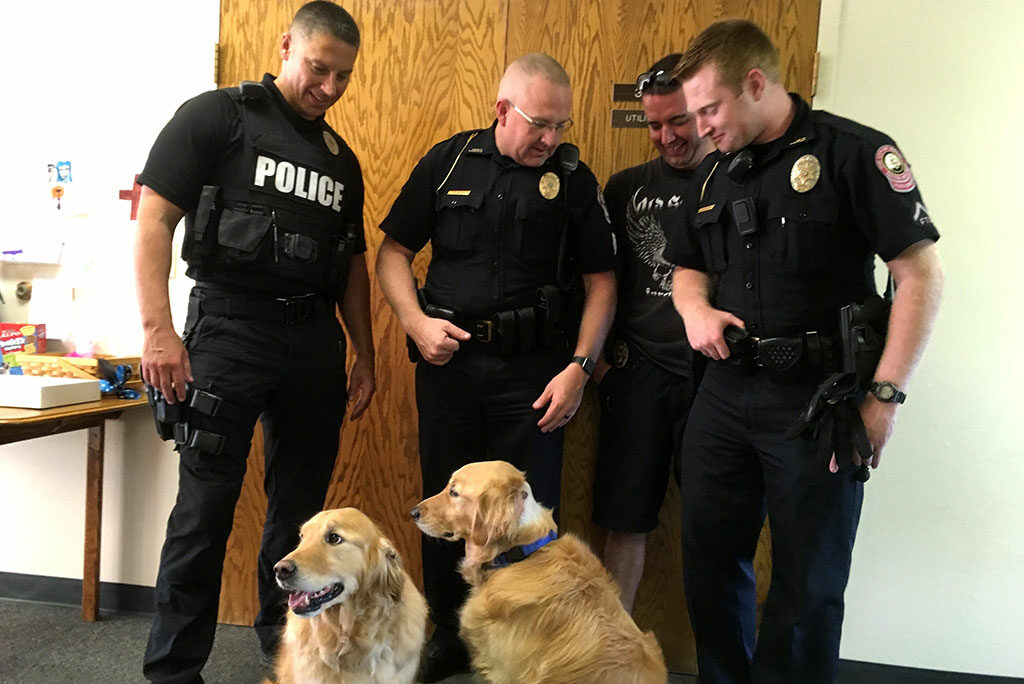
[591,53,715,616]
[665,20,943,683]
[377,53,616,681]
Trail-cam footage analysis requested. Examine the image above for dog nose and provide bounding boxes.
[410,505,421,520]
[274,559,296,580]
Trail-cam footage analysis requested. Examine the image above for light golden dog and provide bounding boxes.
[412,460,667,684]
[268,508,426,684]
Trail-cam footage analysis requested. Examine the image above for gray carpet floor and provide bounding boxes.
[0,598,696,683]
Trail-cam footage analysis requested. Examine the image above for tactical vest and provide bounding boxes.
[181,81,356,293]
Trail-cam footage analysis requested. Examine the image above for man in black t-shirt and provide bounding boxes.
[134,3,374,682]
[377,53,616,682]
[592,53,714,614]
[665,20,943,683]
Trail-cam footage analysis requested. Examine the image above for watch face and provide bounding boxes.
[875,383,895,400]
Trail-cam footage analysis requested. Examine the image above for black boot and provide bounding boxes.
[416,626,471,682]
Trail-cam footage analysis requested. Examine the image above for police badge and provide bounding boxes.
[323,131,340,155]
[539,171,560,200]
[790,154,820,193]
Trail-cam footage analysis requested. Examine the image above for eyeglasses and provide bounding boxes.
[634,68,677,98]
[509,102,574,133]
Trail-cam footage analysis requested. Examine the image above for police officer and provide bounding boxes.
[377,53,616,681]
[134,3,374,682]
[592,53,714,614]
[665,20,943,684]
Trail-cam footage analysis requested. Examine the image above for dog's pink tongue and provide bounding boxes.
[288,591,312,610]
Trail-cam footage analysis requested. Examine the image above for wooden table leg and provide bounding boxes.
[83,422,104,621]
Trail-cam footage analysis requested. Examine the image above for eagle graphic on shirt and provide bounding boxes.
[625,186,681,293]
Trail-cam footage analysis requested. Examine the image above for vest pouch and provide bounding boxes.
[515,198,564,259]
[327,222,357,288]
[768,194,839,273]
[434,190,483,251]
[182,185,222,262]
[694,202,729,271]
[217,206,273,264]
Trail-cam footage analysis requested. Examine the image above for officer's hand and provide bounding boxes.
[828,396,898,473]
[346,354,376,421]
[411,316,471,365]
[533,363,588,433]
[685,306,745,361]
[141,326,192,403]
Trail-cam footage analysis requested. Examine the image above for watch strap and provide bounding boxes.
[571,355,594,376]
[870,381,907,404]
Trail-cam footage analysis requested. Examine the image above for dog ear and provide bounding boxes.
[374,538,405,602]
[469,474,524,546]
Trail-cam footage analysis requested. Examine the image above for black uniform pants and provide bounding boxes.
[680,363,863,684]
[415,342,568,635]
[143,314,348,684]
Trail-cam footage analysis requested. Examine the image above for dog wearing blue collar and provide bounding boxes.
[412,460,667,684]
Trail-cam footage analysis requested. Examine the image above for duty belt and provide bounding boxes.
[412,286,563,358]
[722,327,838,382]
[192,285,333,325]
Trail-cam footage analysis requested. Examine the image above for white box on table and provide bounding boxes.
[0,375,101,409]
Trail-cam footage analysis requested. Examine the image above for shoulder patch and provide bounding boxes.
[874,144,916,193]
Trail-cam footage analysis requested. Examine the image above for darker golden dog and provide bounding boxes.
[412,460,667,684]
[269,508,426,684]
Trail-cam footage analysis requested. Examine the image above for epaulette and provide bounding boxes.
[813,109,890,146]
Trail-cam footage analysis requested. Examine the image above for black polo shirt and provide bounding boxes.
[380,122,615,318]
[664,94,939,337]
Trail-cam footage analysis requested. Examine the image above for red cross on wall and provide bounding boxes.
[118,174,142,220]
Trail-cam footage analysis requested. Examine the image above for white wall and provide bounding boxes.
[815,0,1024,677]
[0,1,219,586]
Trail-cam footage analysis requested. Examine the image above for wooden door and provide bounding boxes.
[215,0,820,673]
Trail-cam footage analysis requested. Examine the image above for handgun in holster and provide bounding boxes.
[406,287,457,363]
[838,293,890,389]
[146,383,189,441]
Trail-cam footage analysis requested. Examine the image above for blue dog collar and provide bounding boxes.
[486,530,558,569]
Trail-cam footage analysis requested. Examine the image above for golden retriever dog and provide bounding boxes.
[412,460,667,684]
[268,508,427,684]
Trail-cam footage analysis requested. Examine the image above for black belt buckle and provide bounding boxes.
[279,295,312,325]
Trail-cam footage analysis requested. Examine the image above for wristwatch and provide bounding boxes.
[870,381,906,404]
[571,356,595,376]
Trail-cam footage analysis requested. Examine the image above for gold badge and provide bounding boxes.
[790,154,820,193]
[539,171,560,200]
[323,131,340,155]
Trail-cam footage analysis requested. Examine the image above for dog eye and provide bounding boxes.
[326,532,344,545]
[449,487,459,498]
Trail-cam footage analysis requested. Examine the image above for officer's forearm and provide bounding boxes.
[574,270,616,362]
[375,237,426,332]
[672,266,714,323]
[135,188,185,334]
[875,241,944,388]
[339,253,374,361]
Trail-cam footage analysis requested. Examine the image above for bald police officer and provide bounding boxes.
[135,3,374,681]
[665,20,943,683]
[377,53,616,681]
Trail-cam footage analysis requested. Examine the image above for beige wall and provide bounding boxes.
[815,0,1024,677]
